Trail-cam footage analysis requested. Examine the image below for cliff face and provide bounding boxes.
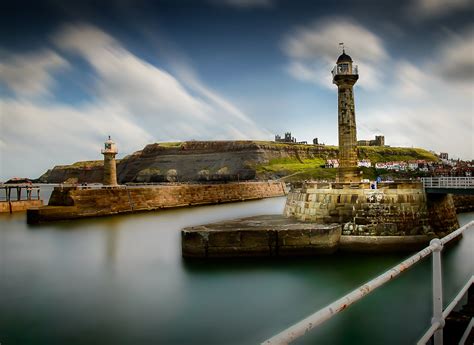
[37,141,437,184]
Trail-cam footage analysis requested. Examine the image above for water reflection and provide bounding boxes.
[1,196,472,345]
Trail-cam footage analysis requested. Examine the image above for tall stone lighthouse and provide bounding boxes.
[332,49,360,183]
[101,136,118,186]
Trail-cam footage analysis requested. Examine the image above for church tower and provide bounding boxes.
[101,136,118,186]
[332,48,360,183]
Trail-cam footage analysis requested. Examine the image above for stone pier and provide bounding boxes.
[182,215,342,258]
[284,181,459,236]
[27,181,286,223]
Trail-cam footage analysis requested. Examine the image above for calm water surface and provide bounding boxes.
[1,186,473,345]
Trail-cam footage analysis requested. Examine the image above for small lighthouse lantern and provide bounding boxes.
[101,135,118,186]
[332,43,358,80]
[102,135,118,155]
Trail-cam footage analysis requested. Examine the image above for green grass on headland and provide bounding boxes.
[255,146,438,181]
[358,146,438,162]
[255,157,337,181]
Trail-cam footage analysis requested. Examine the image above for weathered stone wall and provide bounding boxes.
[182,215,341,258]
[0,200,43,213]
[284,182,458,236]
[426,194,459,235]
[28,181,286,223]
[452,195,474,213]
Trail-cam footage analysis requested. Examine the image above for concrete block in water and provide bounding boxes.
[181,215,342,258]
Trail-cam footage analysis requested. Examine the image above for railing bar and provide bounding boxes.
[442,276,474,319]
[417,321,441,345]
[440,222,473,245]
[262,221,474,345]
[263,244,437,344]
[458,317,474,345]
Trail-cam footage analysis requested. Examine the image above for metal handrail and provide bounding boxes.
[331,65,359,78]
[421,177,474,189]
[262,221,474,345]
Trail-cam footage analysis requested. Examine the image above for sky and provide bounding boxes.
[0,0,473,179]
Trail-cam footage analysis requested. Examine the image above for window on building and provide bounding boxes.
[338,64,349,73]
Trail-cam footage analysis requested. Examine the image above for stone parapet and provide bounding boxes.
[27,181,286,223]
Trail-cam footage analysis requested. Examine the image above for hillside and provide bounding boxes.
[37,141,438,183]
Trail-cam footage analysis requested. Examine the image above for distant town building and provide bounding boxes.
[325,159,339,168]
[357,159,372,168]
[357,135,385,147]
[439,152,449,160]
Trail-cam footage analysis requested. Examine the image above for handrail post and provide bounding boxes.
[430,238,444,345]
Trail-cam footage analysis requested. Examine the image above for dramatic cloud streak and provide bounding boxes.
[0,24,270,179]
[282,17,387,89]
[0,50,68,97]
[411,0,472,18]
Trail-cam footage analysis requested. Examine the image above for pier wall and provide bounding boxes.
[0,200,43,213]
[27,181,286,223]
[452,195,474,213]
[284,182,459,236]
[182,216,341,258]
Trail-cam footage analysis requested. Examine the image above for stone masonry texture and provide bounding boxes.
[284,182,459,236]
[334,74,360,183]
[27,181,286,223]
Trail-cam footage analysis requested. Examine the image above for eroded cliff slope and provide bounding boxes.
[37,141,438,183]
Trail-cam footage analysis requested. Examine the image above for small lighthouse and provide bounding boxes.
[101,136,118,186]
[332,46,360,183]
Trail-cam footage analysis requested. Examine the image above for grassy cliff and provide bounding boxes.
[254,145,438,181]
[37,141,438,183]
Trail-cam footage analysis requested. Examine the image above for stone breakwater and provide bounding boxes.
[182,215,342,258]
[453,195,474,213]
[284,182,459,237]
[26,181,286,224]
[0,200,43,213]
[181,215,436,258]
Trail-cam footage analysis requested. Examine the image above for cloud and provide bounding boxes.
[435,26,474,84]
[359,33,473,159]
[282,17,387,89]
[410,0,472,18]
[0,50,68,97]
[211,0,275,9]
[0,23,271,179]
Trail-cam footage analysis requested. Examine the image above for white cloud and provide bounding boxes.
[410,0,472,18]
[434,26,474,84]
[359,41,473,159]
[282,17,387,89]
[0,24,271,179]
[0,50,68,97]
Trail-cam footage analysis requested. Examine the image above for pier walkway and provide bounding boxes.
[421,177,474,195]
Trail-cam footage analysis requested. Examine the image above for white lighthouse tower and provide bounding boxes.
[101,136,118,186]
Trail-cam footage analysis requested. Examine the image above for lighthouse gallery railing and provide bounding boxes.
[262,220,474,345]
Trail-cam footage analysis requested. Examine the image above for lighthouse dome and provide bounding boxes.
[337,51,353,63]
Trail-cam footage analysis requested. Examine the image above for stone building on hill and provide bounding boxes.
[357,135,385,147]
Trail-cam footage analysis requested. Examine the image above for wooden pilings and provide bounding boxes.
[1,184,41,202]
[0,184,42,214]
